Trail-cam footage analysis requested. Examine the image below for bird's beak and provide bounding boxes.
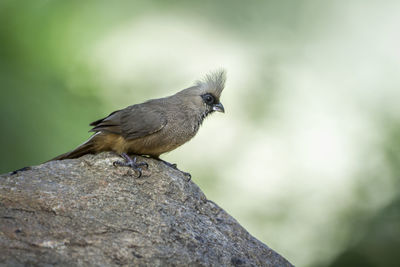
[213,103,225,113]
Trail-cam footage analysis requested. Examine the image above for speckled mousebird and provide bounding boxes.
[51,70,226,178]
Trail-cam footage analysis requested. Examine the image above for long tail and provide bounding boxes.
[50,142,95,161]
[49,134,99,161]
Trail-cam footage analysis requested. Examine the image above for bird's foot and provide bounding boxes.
[159,159,191,181]
[113,153,148,178]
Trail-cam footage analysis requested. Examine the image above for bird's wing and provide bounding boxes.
[89,103,167,140]
[120,104,167,140]
[89,109,123,135]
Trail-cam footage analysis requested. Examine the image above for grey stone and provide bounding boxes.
[0,152,293,266]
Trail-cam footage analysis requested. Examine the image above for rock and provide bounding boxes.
[0,152,293,266]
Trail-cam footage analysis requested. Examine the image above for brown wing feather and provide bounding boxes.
[120,104,167,140]
[89,109,121,126]
[89,103,167,141]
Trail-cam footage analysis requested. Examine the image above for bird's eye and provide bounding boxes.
[203,94,215,105]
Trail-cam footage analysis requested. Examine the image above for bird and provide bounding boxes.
[51,70,226,178]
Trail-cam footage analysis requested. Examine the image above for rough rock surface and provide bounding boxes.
[0,152,293,266]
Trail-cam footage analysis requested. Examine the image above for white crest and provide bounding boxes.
[195,69,226,98]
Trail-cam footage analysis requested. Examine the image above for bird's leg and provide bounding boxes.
[160,160,177,169]
[157,158,191,181]
[113,153,148,178]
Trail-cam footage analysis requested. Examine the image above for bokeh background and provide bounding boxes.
[1,1,400,266]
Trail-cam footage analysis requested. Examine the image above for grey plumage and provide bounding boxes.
[52,70,226,163]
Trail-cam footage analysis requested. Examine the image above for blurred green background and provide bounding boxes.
[1,0,400,266]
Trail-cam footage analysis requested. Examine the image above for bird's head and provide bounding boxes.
[178,70,226,116]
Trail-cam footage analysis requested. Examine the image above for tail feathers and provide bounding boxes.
[50,141,95,161]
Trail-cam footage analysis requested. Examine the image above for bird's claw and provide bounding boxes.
[113,153,147,178]
[113,161,121,167]
[135,168,143,178]
[159,159,191,181]
[141,162,149,169]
